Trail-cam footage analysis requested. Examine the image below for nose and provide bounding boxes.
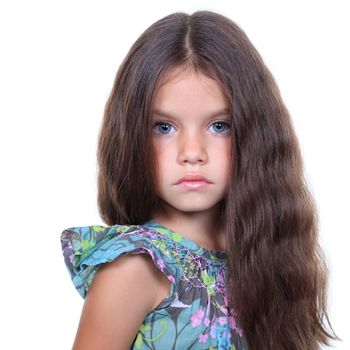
[177,130,208,165]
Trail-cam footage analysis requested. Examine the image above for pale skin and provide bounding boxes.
[71,254,172,350]
[70,66,232,349]
[150,65,231,252]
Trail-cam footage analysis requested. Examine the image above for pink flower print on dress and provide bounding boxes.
[204,317,210,327]
[229,314,243,337]
[198,333,208,343]
[218,316,227,325]
[210,324,217,339]
[145,247,155,260]
[157,258,165,271]
[191,308,205,327]
[215,267,226,294]
[222,292,244,336]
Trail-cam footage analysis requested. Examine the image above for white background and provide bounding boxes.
[0,0,349,349]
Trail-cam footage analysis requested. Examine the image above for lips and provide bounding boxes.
[175,174,212,185]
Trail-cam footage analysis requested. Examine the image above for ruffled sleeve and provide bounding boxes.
[60,224,178,308]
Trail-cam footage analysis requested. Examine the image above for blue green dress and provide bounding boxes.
[60,219,248,350]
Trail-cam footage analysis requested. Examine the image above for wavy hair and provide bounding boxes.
[96,10,340,349]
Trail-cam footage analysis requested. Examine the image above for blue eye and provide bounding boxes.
[208,121,231,134]
[153,121,231,135]
[153,121,176,135]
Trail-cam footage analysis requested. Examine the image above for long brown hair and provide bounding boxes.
[96,10,340,349]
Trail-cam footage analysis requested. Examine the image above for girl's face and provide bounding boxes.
[151,66,232,218]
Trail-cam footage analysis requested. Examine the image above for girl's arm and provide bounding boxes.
[70,253,172,350]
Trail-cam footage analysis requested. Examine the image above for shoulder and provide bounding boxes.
[60,223,178,306]
[97,252,172,310]
[91,253,164,313]
[70,252,166,349]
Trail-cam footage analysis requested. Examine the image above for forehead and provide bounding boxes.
[157,66,223,93]
[152,67,229,117]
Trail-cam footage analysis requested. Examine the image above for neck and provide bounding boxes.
[151,202,226,251]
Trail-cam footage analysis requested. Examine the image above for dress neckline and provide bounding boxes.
[143,219,227,262]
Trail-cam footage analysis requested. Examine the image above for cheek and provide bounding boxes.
[214,143,232,181]
[154,145,171,178]
[213,141,231,164]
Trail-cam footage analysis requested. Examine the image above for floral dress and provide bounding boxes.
[60,219,248,350]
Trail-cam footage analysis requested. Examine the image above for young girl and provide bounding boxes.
[60,10,340,350]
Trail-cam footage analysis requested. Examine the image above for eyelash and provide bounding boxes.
[152,120,231,135]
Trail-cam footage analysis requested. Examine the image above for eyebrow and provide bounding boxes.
[152,108,230,120]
